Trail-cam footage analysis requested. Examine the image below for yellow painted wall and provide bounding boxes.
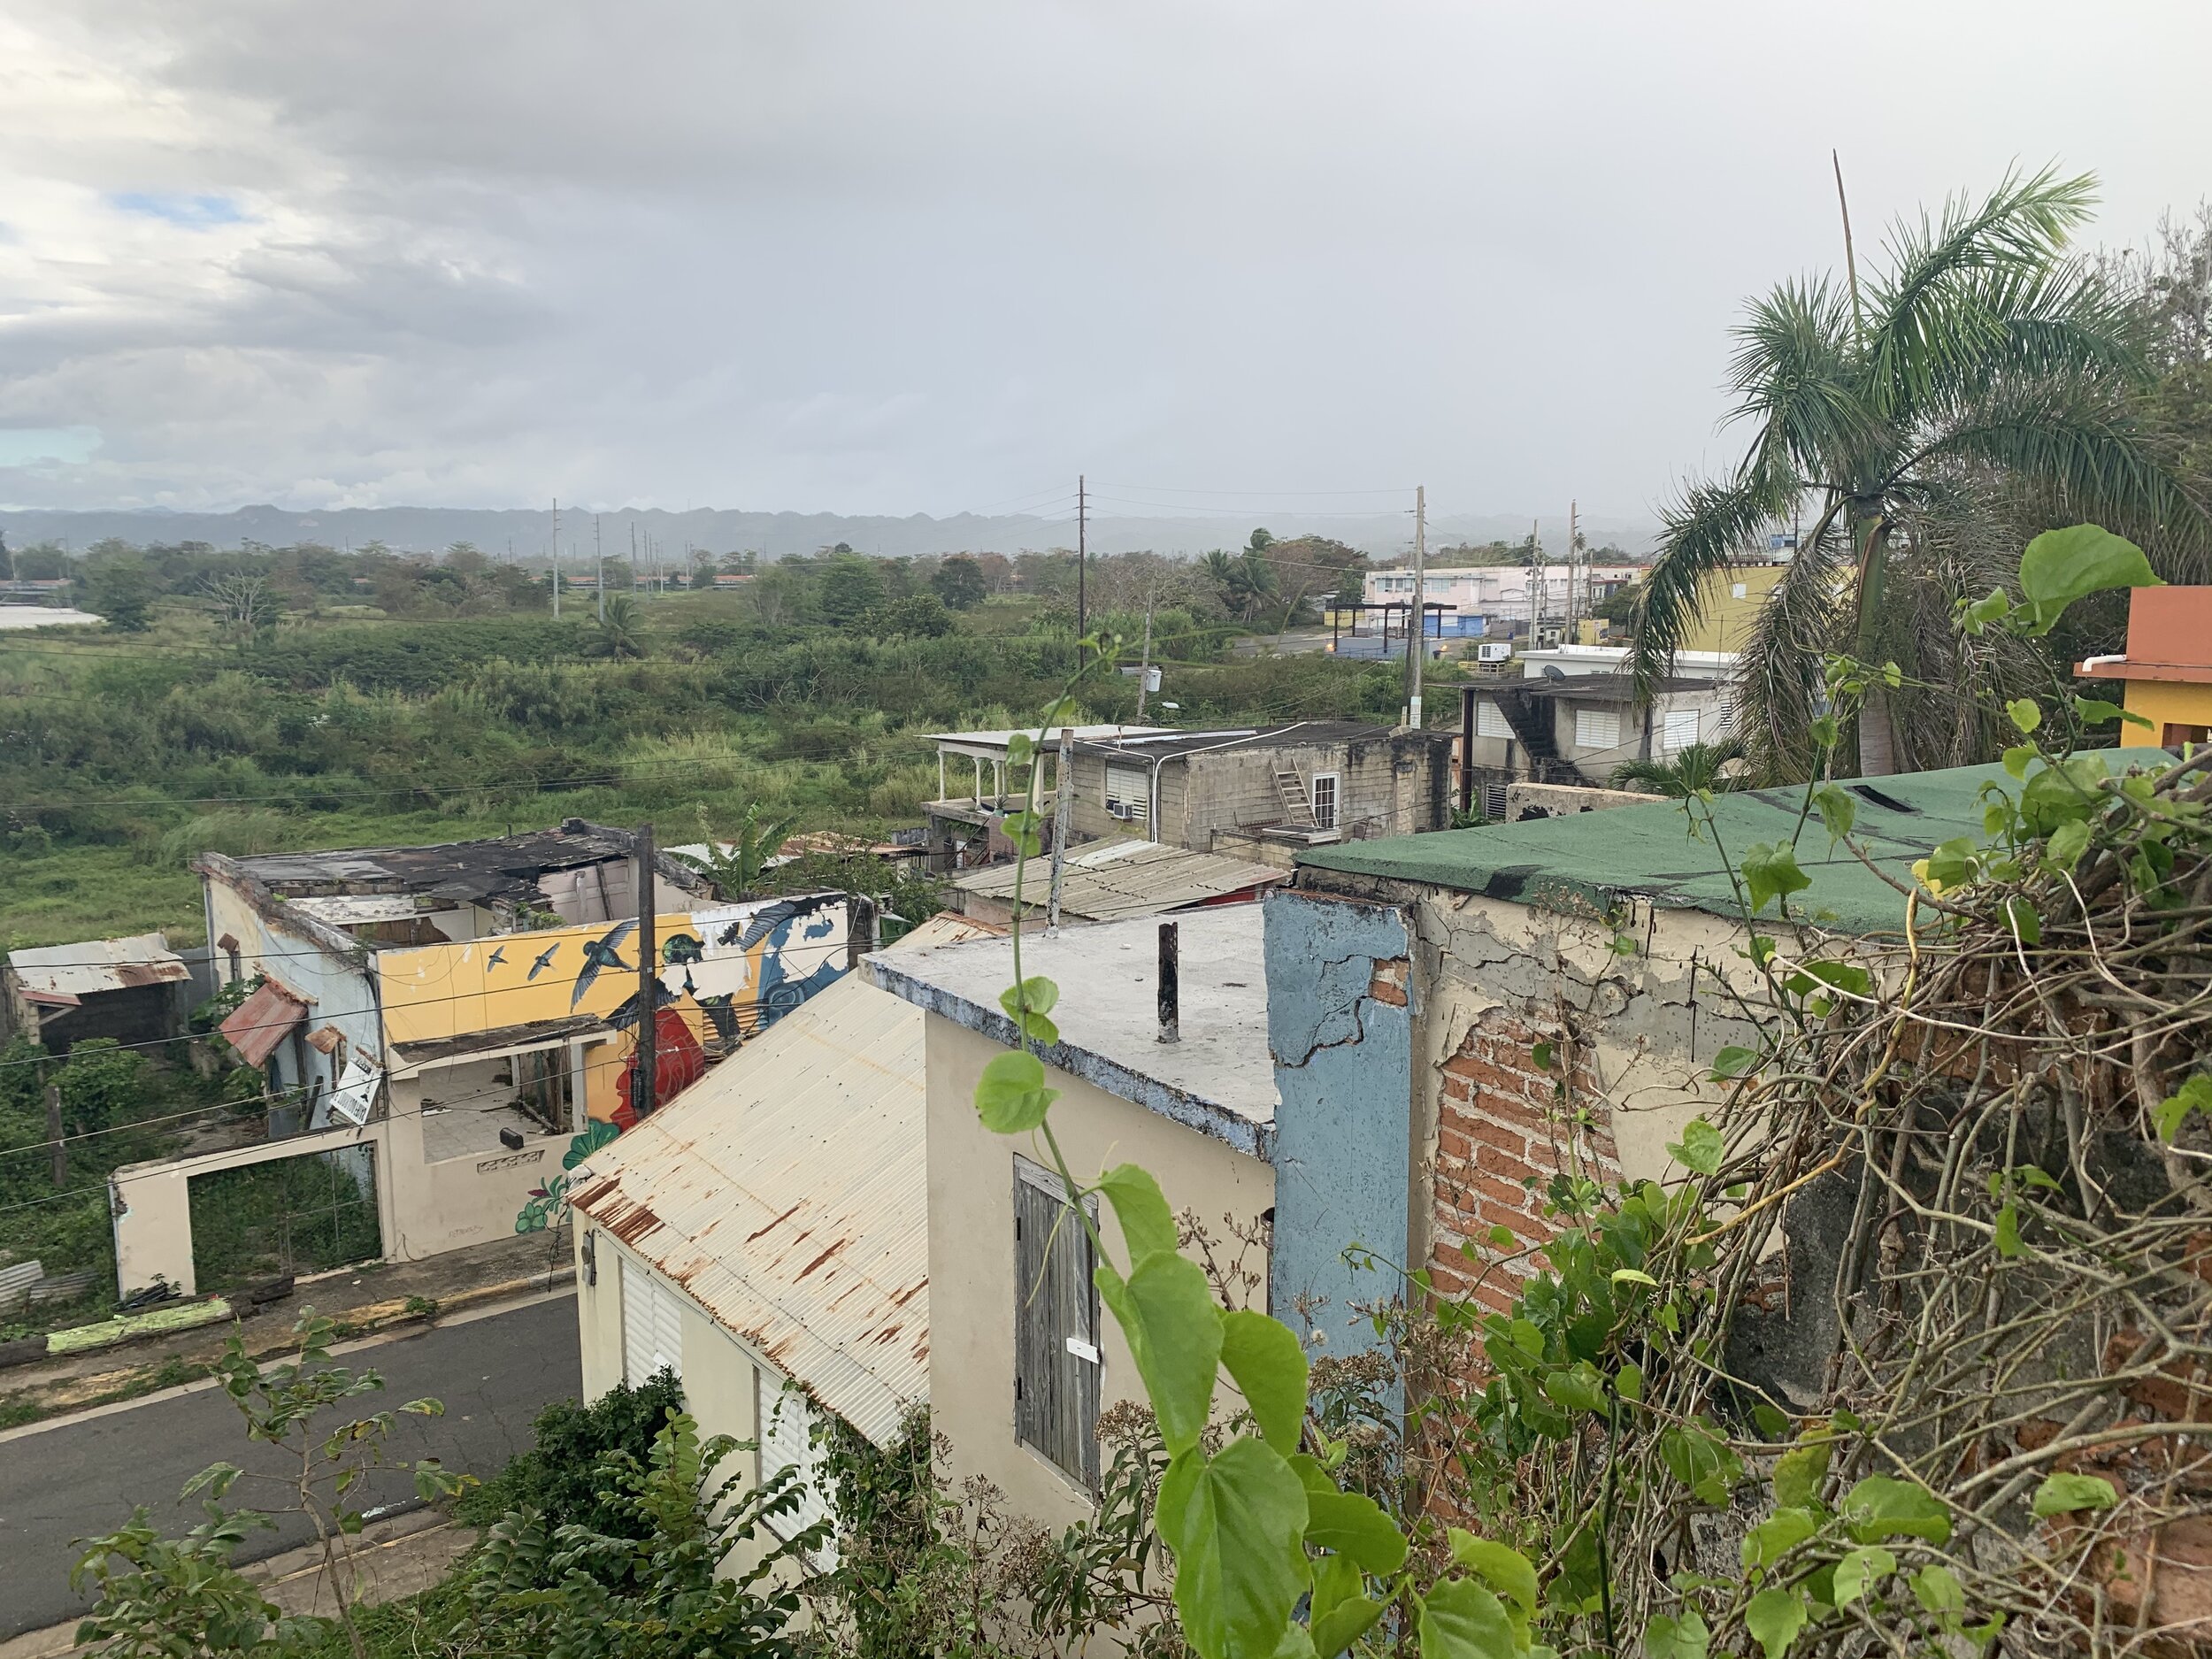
[377,913,708,1045]
[1675,565,1788,655]
[2119,680,2212,749]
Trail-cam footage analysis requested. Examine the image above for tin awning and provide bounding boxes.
[219,980,311,1068]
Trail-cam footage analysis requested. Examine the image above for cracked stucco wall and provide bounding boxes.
[1265,888,1414,1356]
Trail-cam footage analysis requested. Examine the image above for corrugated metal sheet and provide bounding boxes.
[955,837,1284,922]
[4,933,189,1000]
[219,979,310,1068]
[569,975,926,1447]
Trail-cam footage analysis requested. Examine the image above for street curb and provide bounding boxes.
[426,1265,576,1321]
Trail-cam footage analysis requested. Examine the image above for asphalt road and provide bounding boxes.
[0,1293,582,1638]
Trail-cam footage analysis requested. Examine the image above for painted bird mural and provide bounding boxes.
[487,946,507,970]
[571,919,637,1009]
[527,942,562,980]
[662,933,704,997]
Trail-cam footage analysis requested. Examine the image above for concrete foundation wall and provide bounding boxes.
[925,1014,1273,1532]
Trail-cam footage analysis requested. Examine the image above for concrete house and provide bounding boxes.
[921,726,1175,872]
[1063,723,1455,871]
[1455,672,1729,815]
[2,933,192,1055]
[2076,585,2212,750]
[1282,753,2135,1365]
[110,826,849,1298]
[564,913,989,1568]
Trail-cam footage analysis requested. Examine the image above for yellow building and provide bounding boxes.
[1671,562,1791,654]
[2077,586,2212,749]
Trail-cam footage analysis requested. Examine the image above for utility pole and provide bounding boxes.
[551,497,560,618]
[1404,485,1426,727]
[1134,594,1157,718]
[595,514,604,623]
[1075,475,1087,666]
[631,521,640,592]
[46,1082,64,1187]
[1528,517,1541,642]
[1564,499,1579,640]
[634,823,658,1121]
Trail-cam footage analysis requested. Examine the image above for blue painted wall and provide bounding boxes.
[1264,888,1412,1358]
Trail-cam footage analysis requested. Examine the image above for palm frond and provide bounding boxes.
[1726,521,1851,783]
[1915,377,2211,572]
[1630,476,1792,701]
[1864,166,2100,425]
[1609,738,1747,797]
[1724,278,1878,480]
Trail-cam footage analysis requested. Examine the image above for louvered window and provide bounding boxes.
[1662,708,1701,751]
[620,1255,684,1386]
[759,1373,837,1557]
[1572,709,1622,751]
[1476,701,1513,740]
[1013,1158,1101,1488]
[1103,764,1149,824]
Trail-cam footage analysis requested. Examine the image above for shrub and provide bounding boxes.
[453,1369,686,1535]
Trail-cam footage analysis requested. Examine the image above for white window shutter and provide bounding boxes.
[1476,701,1513,740]
[621,1255,683,1386]
[1663,708,1700,751]
[1104,764,1148,823]
[759,1372,836,1556]
[1573,709,1621,751]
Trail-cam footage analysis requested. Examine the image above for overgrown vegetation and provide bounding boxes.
[2,544,1402,949]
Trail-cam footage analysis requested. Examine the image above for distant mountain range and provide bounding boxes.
[0,503,1661,562]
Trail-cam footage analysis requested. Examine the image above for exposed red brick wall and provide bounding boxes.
[1428,1008,1620,1314]
[1367,956,1409,1008]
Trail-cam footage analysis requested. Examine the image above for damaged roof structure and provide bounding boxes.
[2,933,192,1054]
[951,835,1286,925]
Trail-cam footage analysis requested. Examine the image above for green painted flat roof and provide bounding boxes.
[1296,754,2136,935]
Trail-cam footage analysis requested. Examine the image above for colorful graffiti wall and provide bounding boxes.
[377,893,849,1127]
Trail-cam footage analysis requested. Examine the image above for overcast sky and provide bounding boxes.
[0,2,2207,529]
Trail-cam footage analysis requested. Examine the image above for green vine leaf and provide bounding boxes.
[1709,1046,1760,1082]
[1841,1477,1951,1544]
[1666,1118,1724,1177]
[2016,523,2162,635]
[1745,1587,1808,1659]
[1993,1203,2024,1258]
[1643,1608,1711,1659]
[1771,1439,1832,1509]
[1156,1439,1310,1659]
[1812,782,1856,844]
[998,976,1062,1044]
[974,1050,1057,1133]
[1832,1544,1895,1606]
[1911,1563,1967,1619]
[1297,1455,1409,1574]
[2030,1472,2119,1517]
[1447,1531,1538,1618]
[2005,697,2042,734]
[1741,1506,1816,1571]
[1094,1164,1179,1260]
[2154,1074,2212,1143]
[1220,1310,1309,1456]
[1418,1578,1521,1659]
[1740,841,1812,914]
[1095,1251,1223,1459]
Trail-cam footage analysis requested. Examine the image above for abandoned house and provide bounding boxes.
[105,824,849,1301]
[1,933,193,1055]
[949,835,1285,926]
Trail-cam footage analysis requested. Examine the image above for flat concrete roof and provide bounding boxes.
[864,905,1277,1161]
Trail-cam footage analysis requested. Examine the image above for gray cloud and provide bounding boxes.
[0,0,2207,524]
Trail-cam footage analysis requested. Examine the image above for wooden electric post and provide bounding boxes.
[634,823,657,1120]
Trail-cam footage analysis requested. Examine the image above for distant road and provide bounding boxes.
[0,1294,581,1639]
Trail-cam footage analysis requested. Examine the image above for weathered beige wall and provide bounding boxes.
[112,1121,386,1297]
[574,1224,626,1400]
[925,1014,1275,1531]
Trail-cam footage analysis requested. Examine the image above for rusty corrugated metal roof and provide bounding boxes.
[4,933,189,1000]
[954,836,1283,921]
[569,975,926,1446]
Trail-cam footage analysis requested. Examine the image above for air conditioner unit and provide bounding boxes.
[1476,641,1513,664]
[1108,802,1133,821]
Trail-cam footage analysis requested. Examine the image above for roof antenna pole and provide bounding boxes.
[1404,485,1426,728]
[1156,920,1179,1045]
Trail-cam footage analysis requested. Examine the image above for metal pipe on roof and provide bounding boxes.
[1157,921,1179,1045]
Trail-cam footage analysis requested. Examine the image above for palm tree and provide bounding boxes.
[1201,547,1279,622]
[1609,739,1747,798]
[593,593,644,659]
[674,803,796,899]
[1631,168,2204,780]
